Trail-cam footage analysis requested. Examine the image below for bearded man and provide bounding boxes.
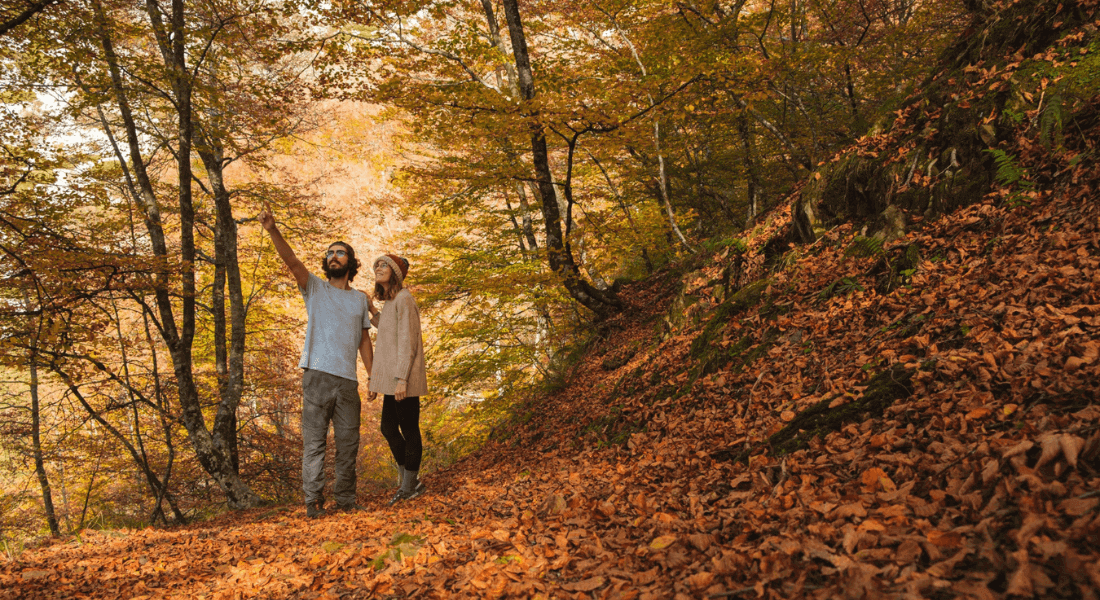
[260,205,375,517]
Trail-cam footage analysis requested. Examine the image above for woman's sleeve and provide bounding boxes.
[395,292,420,381]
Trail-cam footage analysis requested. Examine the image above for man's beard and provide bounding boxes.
[323,261,350,279]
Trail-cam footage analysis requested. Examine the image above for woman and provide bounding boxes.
[369,254,429,505]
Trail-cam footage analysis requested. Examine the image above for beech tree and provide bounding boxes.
[1,0,322,513]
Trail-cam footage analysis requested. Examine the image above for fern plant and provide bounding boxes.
[817,276,865,302]
[985,149,1034,206]
[1039,93,1065,149]
[845,235,886,259]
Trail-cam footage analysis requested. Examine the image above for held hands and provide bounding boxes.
[368,299,380,327]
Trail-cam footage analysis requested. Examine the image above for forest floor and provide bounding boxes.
[2,142,1099,599]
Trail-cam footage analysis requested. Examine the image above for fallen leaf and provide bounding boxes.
[1002,439,1032,458]
[858,519,886,532]
[965,407,991,420]
[1036,434,1062,468]
[562,576,604,592]
[542,494,567,516]
[1065,356,1085,371]
[1059,496,1099,516]
[1059,434,1084,468]
[895,539,922,564]
[861,467,888,491]
[926,530,964,548]
[686,571,715,589]
[321,541,345,554]
[688,533,714,551]
[833,502,867,518]
[596,501,616,518]
[650,535,677,549]
[1006,549,1034,596]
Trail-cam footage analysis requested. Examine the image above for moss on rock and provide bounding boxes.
[688,278,770,359]
[768,365,915,457]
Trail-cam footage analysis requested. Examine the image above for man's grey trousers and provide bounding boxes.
[301,369,361,506]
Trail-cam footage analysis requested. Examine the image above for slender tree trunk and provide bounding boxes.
[19,282,60,536]
[198,144,246,475]
[607,17,693,252]
[479,0,521,98]
[109,298,175,525]
[514,184,539,251]
[654,120,693,250]
[502,189,531,256]
[76,446,102,531]
[844,62,859,119]
[479,0,542,259]
[737,111,762,223]
[500,0,621,318]
[589,152,653,272]
[27,298,60,536]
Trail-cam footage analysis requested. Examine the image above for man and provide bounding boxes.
[260,205,375,518]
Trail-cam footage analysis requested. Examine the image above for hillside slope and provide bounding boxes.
[2,158,1096,599]
[3,0,1099,598]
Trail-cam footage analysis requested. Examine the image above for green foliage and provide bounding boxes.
[985,149,1035,206]
[1046,37,1100,107]
[370,532,425,571]
[1,537,26,561]
[1002,106,1026,126]
[987,149,1028,187]
[703,237,748,255]
[1039,93,1066,148]
[845,235,886,259]
[817,277,865,301]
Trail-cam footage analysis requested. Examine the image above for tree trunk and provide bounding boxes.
[654,119,693,250]
[110,298,173,525]
[94,0,260,508]
[26,286,60,536]
[608,17,693,252]
[737,111,762,223]
[499,0,621,318]
[198,144,245,475]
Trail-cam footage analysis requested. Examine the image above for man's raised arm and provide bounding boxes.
[260,204,310,290]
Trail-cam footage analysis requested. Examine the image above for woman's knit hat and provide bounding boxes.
[375,254,409,284]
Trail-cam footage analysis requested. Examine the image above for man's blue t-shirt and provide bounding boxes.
[298,273,372,382]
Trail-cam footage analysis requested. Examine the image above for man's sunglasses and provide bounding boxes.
[325,249,347,259]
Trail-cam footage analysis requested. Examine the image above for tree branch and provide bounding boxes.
[0,0,60,37]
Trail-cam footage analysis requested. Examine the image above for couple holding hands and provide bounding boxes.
[260,206,427,517]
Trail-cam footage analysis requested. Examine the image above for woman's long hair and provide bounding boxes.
[374,279,403,301]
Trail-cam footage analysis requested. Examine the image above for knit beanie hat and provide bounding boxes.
[375,254,409,284]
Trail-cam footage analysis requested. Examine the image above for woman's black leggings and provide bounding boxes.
[380,395,422,471]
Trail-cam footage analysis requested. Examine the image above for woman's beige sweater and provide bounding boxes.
[369,289,428,397]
